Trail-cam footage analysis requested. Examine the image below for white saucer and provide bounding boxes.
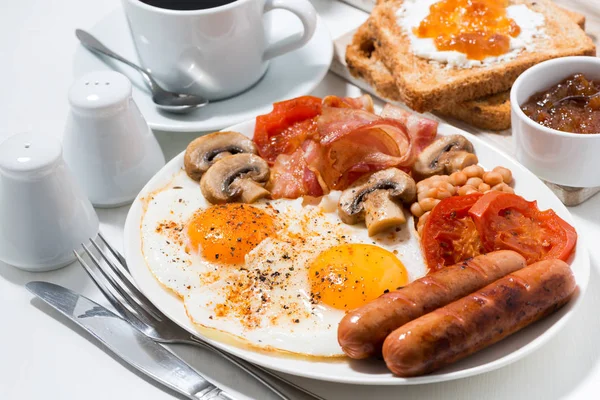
[73,8,333,133]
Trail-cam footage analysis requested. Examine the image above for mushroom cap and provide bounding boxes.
[200,153,270,204]
[412,135,476,181]
[184,131,257,181]
[338,168,417,225]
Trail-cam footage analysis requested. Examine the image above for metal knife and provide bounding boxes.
[26,281,234,400]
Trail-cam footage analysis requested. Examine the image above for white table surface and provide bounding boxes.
[1,1,600,399]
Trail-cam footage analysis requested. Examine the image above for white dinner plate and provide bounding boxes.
[72,8,333,133]
[123,120,590,384]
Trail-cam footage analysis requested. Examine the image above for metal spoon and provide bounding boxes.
[556,92,600,105]
[76,29,208,114]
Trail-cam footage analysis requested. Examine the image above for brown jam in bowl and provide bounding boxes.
[521,73,600,134]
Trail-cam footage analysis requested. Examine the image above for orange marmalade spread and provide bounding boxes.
[415,0,521,60]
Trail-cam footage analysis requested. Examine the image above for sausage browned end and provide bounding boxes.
[382,259,576,377]
[337,250,527,359]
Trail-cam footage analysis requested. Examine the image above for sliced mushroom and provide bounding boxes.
[412,135,478,181]
[200,153,270,204]
[184,131,257,181]
[338,168,417,236]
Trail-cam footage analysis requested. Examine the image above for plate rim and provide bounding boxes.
[123,119,590,385]
[73,8,333,133]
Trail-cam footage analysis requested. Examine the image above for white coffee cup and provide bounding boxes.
[122,0,318,100]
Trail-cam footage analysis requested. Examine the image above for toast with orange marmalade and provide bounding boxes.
[346,6,587,130]
[368,0,596,113]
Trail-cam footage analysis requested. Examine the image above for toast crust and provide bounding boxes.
[436,92,511,130]
[369,0,596,112]
[346,23,401,102]
[562,8,586,30]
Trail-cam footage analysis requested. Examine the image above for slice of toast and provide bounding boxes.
[346,22,401,101]
[369,0,596,112]
[346,8,586,130]
[436,91,511,131]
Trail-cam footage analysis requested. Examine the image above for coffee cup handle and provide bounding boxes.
[262,0,317,61]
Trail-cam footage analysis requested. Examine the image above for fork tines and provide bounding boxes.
[74,236,164,326]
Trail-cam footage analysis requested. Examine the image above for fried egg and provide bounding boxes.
[140,170,427,357]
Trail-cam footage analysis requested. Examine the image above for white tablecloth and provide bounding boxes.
[1,1,600,399]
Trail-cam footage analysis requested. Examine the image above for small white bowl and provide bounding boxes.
[511,56,600,188]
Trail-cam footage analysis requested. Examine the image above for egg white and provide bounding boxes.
[140,170,427,357]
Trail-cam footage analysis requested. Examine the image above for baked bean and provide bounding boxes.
[457,185,478,196]
[432,175,451,182]
[492,182,515,193]
[490,183,502,192]
[419,197,441,212]
[493,166,513,184]
[449,171,468,186]
[417,211,430,235]
[410,201,425,218]
[418,188,438,202]
[483,171,503,186]
[466,177,483,187]
[417,180,432,192]
[439,182,456,195]
[435,188,453,200]
[423,176,441,185]
[417,187,432,197]
[478,182,491,192]
[424,176,450,187]
[463,165,484,178]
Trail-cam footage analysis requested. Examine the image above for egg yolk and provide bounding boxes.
[309,244,408,310]
[187,204,276,265]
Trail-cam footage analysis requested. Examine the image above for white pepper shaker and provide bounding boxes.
[0,132,99,271]
[63,71,165,207]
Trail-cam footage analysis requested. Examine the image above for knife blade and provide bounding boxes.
[26,281,234,400]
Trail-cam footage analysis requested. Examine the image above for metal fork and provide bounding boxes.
[74,234,325,400]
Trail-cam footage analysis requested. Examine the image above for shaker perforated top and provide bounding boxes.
[68,70,132,112]
[0,132,63,177]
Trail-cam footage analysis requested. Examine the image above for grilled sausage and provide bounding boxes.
[382,259,576,377]
[338,250,527,359]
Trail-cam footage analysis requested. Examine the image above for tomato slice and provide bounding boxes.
[421,193,485,272]
[468,191,577,264]
[253,96,322,163]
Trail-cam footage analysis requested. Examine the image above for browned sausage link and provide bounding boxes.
[337,250,527,359]
[382,259,576,377]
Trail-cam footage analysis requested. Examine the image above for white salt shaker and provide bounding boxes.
[63,71,165,207]
[0,132,99,271]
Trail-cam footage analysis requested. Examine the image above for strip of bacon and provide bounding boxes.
[318,107,379,141]
[260,96,439,199]
[317,117,413,189]
[267,143,326,199]
[380,104,438,154]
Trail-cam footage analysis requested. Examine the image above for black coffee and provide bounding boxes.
[140,0,238,11]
